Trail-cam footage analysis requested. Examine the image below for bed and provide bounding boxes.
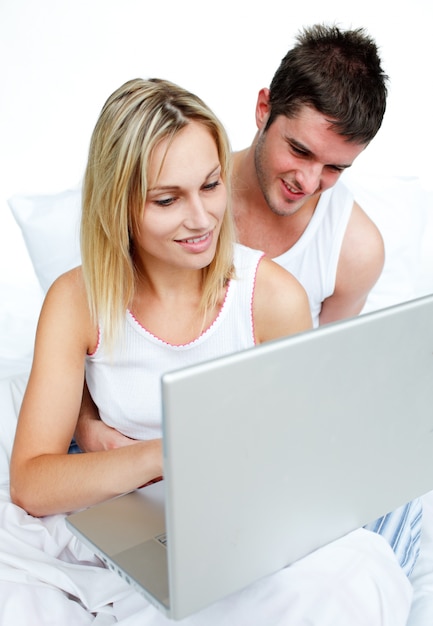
[0,171,432,624]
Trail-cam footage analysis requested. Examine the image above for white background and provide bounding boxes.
[0,0,432,286]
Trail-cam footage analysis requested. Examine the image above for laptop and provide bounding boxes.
[67,294,433,620]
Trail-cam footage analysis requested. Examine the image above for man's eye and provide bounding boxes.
[291,146,308,157]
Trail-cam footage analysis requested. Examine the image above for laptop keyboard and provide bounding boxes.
[155,532,167,547]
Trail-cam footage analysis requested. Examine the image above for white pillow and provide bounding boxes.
[8,188,82,292]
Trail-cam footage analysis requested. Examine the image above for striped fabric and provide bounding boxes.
[364,498,423,576]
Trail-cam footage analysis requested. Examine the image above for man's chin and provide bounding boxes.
[269,200,305,217]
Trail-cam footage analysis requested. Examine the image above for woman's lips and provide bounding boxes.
[175,230,213,253]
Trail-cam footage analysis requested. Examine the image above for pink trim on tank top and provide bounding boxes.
[251,254,265,345]
[87,327,101,357]
[127,282,231,348]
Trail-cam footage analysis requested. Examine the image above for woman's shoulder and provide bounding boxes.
[42,266,91,329]
[253,256,312,343]
[35,266,97,355]
[46,266,85,299]
[257,255,305,293]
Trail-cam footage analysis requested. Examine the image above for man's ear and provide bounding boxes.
[255,88,271,130]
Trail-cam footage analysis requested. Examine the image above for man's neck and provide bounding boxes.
[232,147,320,258]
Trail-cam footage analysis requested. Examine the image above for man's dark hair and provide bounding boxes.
[267,24,389,144]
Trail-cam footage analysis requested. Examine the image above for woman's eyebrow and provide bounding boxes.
[148,164,221,193]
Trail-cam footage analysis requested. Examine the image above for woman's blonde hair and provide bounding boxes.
[81,78,235,347]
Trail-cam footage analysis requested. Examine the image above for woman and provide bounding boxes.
[10,78,311,517]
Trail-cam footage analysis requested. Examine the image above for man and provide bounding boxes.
[227,22,421,582]
[231,23,385,326]
[74,24,419,621]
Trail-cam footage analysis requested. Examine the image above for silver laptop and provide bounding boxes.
[67,294,433,620]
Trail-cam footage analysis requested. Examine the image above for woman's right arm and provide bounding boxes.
[9,269,163,517]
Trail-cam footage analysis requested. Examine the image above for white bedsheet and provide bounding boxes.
[0,474,414,625]
[0,359,427,626]
[0,368,417,624]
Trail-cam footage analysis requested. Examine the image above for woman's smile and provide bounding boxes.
[175,230,214,252]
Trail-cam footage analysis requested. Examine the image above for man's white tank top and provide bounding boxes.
[85,244,263,440]
[274,180,353,326]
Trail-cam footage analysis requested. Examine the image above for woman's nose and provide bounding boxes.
[184,196,212,230]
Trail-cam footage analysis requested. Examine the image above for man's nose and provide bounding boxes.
[296,162,322,195]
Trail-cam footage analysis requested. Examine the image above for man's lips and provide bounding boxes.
[281,179,305,198]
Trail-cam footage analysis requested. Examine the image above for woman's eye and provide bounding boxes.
[203,180,221,192]
[154,197,176,207]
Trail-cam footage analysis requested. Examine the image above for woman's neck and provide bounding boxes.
[130,261,224,345]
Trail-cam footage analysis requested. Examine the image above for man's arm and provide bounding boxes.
[74,382,136,451]
[319,201,385,325]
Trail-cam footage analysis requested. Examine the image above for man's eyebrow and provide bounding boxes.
[148,164,221,193]
[287,137,352,169]
[287,137,312,155]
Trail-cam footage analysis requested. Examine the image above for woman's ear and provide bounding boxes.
[255,88,271,130]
